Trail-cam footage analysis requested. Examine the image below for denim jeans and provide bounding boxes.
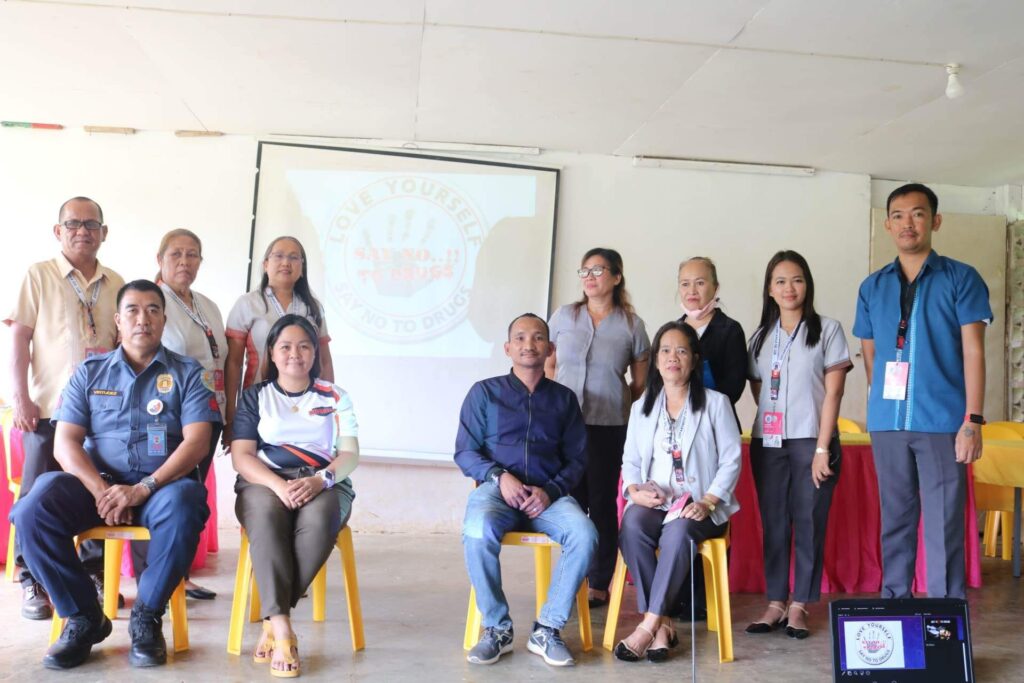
[462,482,597,630]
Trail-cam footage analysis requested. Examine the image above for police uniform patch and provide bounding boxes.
[156,374,174,394]
[91,389,120,396]
[202,370,215,391]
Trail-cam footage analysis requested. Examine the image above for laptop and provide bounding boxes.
[829,598,974,682]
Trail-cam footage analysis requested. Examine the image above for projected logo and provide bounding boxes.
[853,622,895,666]
[324,176,485,343]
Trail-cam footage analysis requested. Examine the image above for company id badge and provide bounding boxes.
[213,369,225,391]
[762,411,784,448]
[147,423,167,457]
[84,346,109,359]
[883,361,910,401]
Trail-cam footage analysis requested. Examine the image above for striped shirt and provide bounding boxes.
[233,378,357,469]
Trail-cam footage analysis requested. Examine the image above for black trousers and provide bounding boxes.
[750,436,840,603]
[572,424,627,592]
[14,421,102,584]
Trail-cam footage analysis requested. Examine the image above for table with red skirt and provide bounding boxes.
[0,423,219,576]
[729,433,982,593]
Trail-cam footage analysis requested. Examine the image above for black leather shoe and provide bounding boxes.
[43,613,112,669]
[185,586,217,600]
[22,582,54,620]
[91,574,125,609]
[128,601,167,667]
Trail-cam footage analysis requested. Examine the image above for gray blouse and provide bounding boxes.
[548,304,650,426]
[748,315,853,439]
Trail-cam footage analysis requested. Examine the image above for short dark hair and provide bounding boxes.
[265,314,322,384]
[58,196,104,224]
[886,183,938,215]
[116,279,165,310]
[507,313,549,340]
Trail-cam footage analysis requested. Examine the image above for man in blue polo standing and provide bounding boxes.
[10,279,221,669]
[854,183,991,599]
[456,313,597,667]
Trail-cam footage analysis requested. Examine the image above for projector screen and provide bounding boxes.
[250,142,559,462]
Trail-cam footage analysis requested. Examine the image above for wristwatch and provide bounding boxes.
[316,469,336,490]
[701,498,716,512]
[139,476,158,494]
[966,413,986,425]
[488,469,506,486]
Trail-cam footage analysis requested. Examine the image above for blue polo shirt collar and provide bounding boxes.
[883,249,945,279]
[112,344,170,377]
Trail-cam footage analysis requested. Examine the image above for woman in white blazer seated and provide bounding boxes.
[615,320,742,663]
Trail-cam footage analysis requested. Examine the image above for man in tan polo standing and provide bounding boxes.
[5,197,125,619]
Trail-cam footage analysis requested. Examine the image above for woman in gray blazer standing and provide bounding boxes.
[614,321,742,663]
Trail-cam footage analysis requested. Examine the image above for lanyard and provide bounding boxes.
[161,283,220,359]
[66,273,101,339]
[896,272,921,354]
[769,319,802,403]
[265,287,289,318]
[659,393,688,483]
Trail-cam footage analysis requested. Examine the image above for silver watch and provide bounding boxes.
[139,475,158,494]
[317,469,336,490]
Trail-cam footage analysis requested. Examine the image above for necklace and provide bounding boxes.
[279,382,309,413]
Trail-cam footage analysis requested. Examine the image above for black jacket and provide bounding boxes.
[678,310,747,429]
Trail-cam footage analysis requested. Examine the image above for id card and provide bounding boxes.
[84,346,109,359]
[147,423,167,457]
[762,411,784,448]
[883,361,909,400]
[213,369,225,391]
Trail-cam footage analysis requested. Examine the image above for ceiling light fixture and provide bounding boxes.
[632,156,815,177]
[945,63,965,99]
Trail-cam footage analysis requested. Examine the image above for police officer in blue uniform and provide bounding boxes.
[10,279,221,670]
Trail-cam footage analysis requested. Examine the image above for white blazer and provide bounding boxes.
[620,387,742,526]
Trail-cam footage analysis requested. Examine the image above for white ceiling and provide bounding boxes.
[2,0,1024,186]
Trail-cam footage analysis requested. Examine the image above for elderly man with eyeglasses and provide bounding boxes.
[4,197,125,620]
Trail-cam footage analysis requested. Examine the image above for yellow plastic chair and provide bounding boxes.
[227,525,365,655]
[603,536,733,663]
[463,531,593,652]
[836,417,863,434]
[3,407,21,583]
[48,526,189,652]
[980,424,1024,559]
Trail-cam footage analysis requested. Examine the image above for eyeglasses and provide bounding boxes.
[577,266,607,278]
[62,219,103,232]
[268,252,303,264]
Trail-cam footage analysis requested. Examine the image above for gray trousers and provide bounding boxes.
[870,431,965,599]
[750,436,840,603]
[618,504,726,616]
[234,473,353,618]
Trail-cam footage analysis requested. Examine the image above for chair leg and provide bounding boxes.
[168,580,189,653]
[1002,511,1014,561]
[227,533,252,655]
[337,527,365,651]
[703,550,719,633]
[984,512,998,558]
[701,540,733,663]
[49,611,65,645]
[533,546,552,619]
[602,552,628,651]
[312,563,327,623]
[464,586,483,651]
[103,539,125,620]
[575,579,592,651]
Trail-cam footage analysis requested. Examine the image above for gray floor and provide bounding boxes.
[0,532,1021,682]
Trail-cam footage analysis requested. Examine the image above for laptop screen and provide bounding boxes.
[830,598,974,682]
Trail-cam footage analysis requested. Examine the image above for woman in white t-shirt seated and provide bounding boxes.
[231,314,358,679]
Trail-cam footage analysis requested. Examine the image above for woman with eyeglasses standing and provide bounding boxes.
[745,250,852,640]
[224,236,334,447]
[546,247,650,607]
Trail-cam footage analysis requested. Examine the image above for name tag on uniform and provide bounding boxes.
[883,361,910,401]
[762,411,784,448]
[85,347,109,359]
[147,423,167,457]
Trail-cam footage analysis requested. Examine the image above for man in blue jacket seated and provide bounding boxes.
[10,280,220,670]
[455,312,597,667]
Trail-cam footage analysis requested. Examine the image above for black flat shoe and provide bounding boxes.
[745,604,787,634]
[185,586,217,600]
[646,626,679,662]
[786,625,810,639]
[613,624,655,662]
